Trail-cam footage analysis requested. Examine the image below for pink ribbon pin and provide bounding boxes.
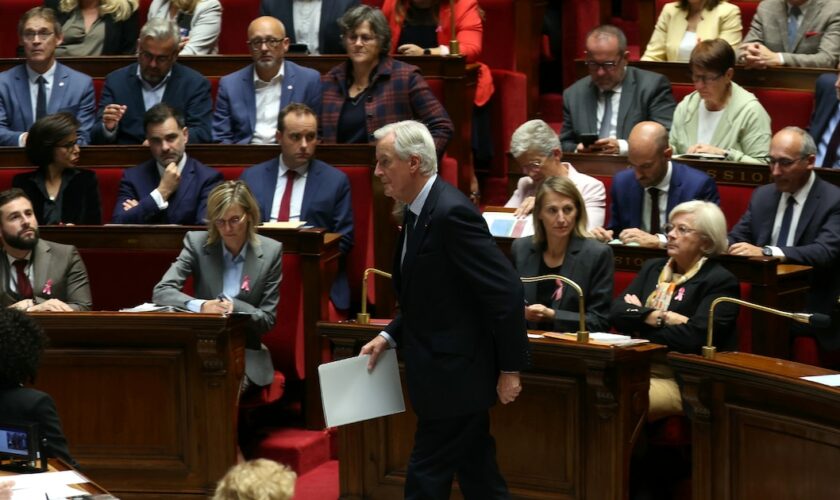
[42,279,53,296]
[675,287,686,302]
[241,275,251,293]
[551,280,564,302]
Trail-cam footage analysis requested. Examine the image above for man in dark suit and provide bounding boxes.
[259,0,359,54]
[91,18,212,145]
[591,121,720,248]
[0,7,95,146]
[239,103,354,310]
[0,188,91,312]
[213,16,322,144]
[729,126,840,349]
[361,120,529,499]
[560,25,675,154]
[808,70,840,167]
[111,103,222,225]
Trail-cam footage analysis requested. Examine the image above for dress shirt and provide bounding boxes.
[137,66,171,111]
[293,0,322,54]
[817,103,840,167]
[597,85,629,154]
[150,153,188,209]
[269,156,308,221]
[769,170,816,256]
[642,161,673,245]
[4,252,33,296]
[24,63,57,146]
[187,242,249,311]
[252,64,284,144]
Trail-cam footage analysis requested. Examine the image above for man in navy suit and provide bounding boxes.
[111,103,222,225]
[239,103,353,309]
[91,18,212,145]
[730,127,840,349]
[808,70,840,167]
[259,0,359,54]
[361,121,529,499]
[0,7,95,146]
[212,16,322,144]
[591,121,720,248]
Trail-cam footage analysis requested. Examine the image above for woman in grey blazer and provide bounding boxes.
[153,181,282,386]
[511,176,614,332]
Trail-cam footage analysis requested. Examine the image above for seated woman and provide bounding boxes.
[0,308,78,468]
[512,176,613,333]
[152,181,282,389]
[610,200,739,421]
[669,39,771,163]
[46,0,139,56]
[642,0,742,62]
[13,113,101,225]
[321,5,454,158]
[147,0,222,55]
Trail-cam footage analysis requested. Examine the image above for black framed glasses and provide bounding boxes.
[689,72,724,84]
[764,156,807,168]
[663,223,698,237]
[247,38,287,50]
[22,30,54,42]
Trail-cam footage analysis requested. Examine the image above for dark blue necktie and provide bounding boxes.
[776,196,796,247]
[599,90,614,138]
[788,6,801,50]
[401,208,415,268]
[35,75,47,120]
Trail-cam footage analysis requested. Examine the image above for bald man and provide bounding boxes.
[212,16,322,144]
[591,121,720,248]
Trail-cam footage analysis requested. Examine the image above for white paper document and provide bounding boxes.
[482,212,534,238]
[801,374,840,387]
[319,349,405,427]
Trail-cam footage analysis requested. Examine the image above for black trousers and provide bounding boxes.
[404,410,509,500]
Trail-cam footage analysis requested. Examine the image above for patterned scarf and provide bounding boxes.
[645,257,707,311]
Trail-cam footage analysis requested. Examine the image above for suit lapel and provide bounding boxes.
[168,158,196,219]
[300,161,320,219]
[238,240,264,302]
[281,63,296,109]
[31,240,49,298]
[13,66,34,127]
[616,68,635,136]
[243,66,257,133]
[666,164,684,215]
[260,160,280,221]
[627,179,645,229]
[582,83,598,135]
[161,65,181,103]
[401,178,441,291]
[796,177,822,243]
[759,189,783,245]
[48,64,68,114]
[127,68,147,116]
[793,1,818,51]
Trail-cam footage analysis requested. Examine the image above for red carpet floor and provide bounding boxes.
[293,459,338,500]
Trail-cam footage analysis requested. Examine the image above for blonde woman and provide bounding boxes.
[45,0,139,55]
[147,0,222,55]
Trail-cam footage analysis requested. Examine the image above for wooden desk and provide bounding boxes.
[31,313,247,499]
[669,352,840,500]
[320,321,666,499]
[0,458,112,495]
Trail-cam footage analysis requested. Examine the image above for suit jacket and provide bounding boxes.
[511,235,614,333]
[560,66,676,152]
[152,231,282,385]
[110,156,223,224]
[91,63,213,145]
[608,161,720,233]
[384,176,529,419]
[0,239,92,311]
[609,258,740,354]
[46,0,139,55]
[259,0,359,54]
[212,61,323,144]
[0,387,77,468]
[728,176,840,348]
[12,168,102,225]
[741,0,840,68]
[808,72,839,166]
[240,158,354,308]
[321,57,454,157]
[0,63,96,146]
[642,1,743,62]
[148,0,222,55]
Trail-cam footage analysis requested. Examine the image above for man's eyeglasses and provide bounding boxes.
[764,156,807,168]
[519,155,550,173]
[584,59,622,71]
[247,38,287,50]
[345,34,377,45]
[663,223,698,237]
[138,50,175,65]
[22,30,54,42]
[215,215,246,228]
[690,72,724,85]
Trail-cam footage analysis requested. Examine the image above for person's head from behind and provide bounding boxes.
[247,16,289,72]
[276,103,319,170]
[0,308,47,389]
[532,176,589,248]
[144,103,188,167]
[213,459,296,500]
[584,25,629,91]
[206,181,261,253]
[137,17,180,86]
[768,126,816,194]
[0,189,39,254]
[628,121,672,188]
[26,112,80,171]
[373,120,437,204]
[339,4,391,64]
[509,119,565,184]
[666,200,728,271]
[18,7,63,70]
[689,39,735,104]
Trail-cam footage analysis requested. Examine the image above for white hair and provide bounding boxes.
[669,200,728,256]
[373,121,437,175]
[140,17,181,45]
[509,119,560,158]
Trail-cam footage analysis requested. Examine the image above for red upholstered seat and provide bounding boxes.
[264,253,305,380]
[716,184,753,230]
[671,83,694,103]
[750,88,813,133]
[337,166,375,310]
[240,371,286,409]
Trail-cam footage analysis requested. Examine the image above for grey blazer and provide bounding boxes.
[511,235,614,332]
[152,231,283,385]
[742,0,840,68]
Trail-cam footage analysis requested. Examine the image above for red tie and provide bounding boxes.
[13,260,33,299]
[277,170,297,222]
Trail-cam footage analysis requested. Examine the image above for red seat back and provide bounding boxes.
[0,0,38,58]
[750,88,813,133]
[217,0,260,54]
[716,184,753,230]
[337,165,374,307]
[263,253,305,380]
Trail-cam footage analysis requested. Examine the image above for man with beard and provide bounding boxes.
[212,16,322,144]
[111,103,222,224]
[0,188,91,311]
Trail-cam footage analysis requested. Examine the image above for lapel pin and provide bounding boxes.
[59,82,64,87]
[287,85,293,90]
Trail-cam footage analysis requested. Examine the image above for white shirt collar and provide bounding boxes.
[653,161,674,192]
[788,170,816,206]
[254,61,285,86]
[26,61,57,83]
[136,65,172,91]
[408,174,437,217]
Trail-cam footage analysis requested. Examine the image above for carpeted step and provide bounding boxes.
[254,428,332,476]
[293,459,338,500]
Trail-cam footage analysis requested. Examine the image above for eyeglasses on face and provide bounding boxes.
[215,215,246,228]
[519,154,551,173]
[584,59,622,71]
[663,223,698,237]
[764,156,806,168]
[345,33,377,45]
[138,50,175,65]
[690,72,724,85]
[22,30,54,42]
[247,37,286,50]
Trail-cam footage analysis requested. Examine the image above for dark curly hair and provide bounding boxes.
[25,112,80,169]
[0,309,48,389]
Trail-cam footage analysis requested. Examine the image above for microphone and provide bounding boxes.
[704,297,832,359]
[520,274,589,343]
[356,268,392,325]
[448,0,460,55]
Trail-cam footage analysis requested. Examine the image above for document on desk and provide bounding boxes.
[801,374,840,387]
[319,349,405,427]
[4,469,89,499]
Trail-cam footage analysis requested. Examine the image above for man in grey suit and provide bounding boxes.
[739,0,840,69]
[560,25,675,154]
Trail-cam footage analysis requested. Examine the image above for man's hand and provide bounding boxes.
[122,198,139,211]
[588,138,620,155]
[9,299,34,311]
[360,335,390,371]
[729,242,763,257]
[619,228,661,248]
[514,196,535,217]
[497,372,522,404]
[686,143,726,156]
[28,299,73,312]
[201,299,233,315]
[102,104,127,131]
[591,226,614,242]
[158,162,181,201]
[740,42,781,69]
[524,304,554,323]
[397,43,425,56]
[0,480,14,500]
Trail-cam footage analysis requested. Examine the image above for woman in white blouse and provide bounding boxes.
[642,0,742,62]
[147,0,221,55]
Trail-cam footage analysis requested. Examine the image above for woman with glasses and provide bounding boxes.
[153,181,282,389]
[320,4,454,157]
[642,0,742,62]
[13,113,101,225]
[610,200,739,420]
[669,38,771,163]
[512,177,614,333]
[45,0,139,55]
[147,0,221,55]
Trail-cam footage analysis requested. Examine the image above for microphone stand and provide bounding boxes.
[448,0,460,56]
[520,274,589,343]
[356,268,392,325]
